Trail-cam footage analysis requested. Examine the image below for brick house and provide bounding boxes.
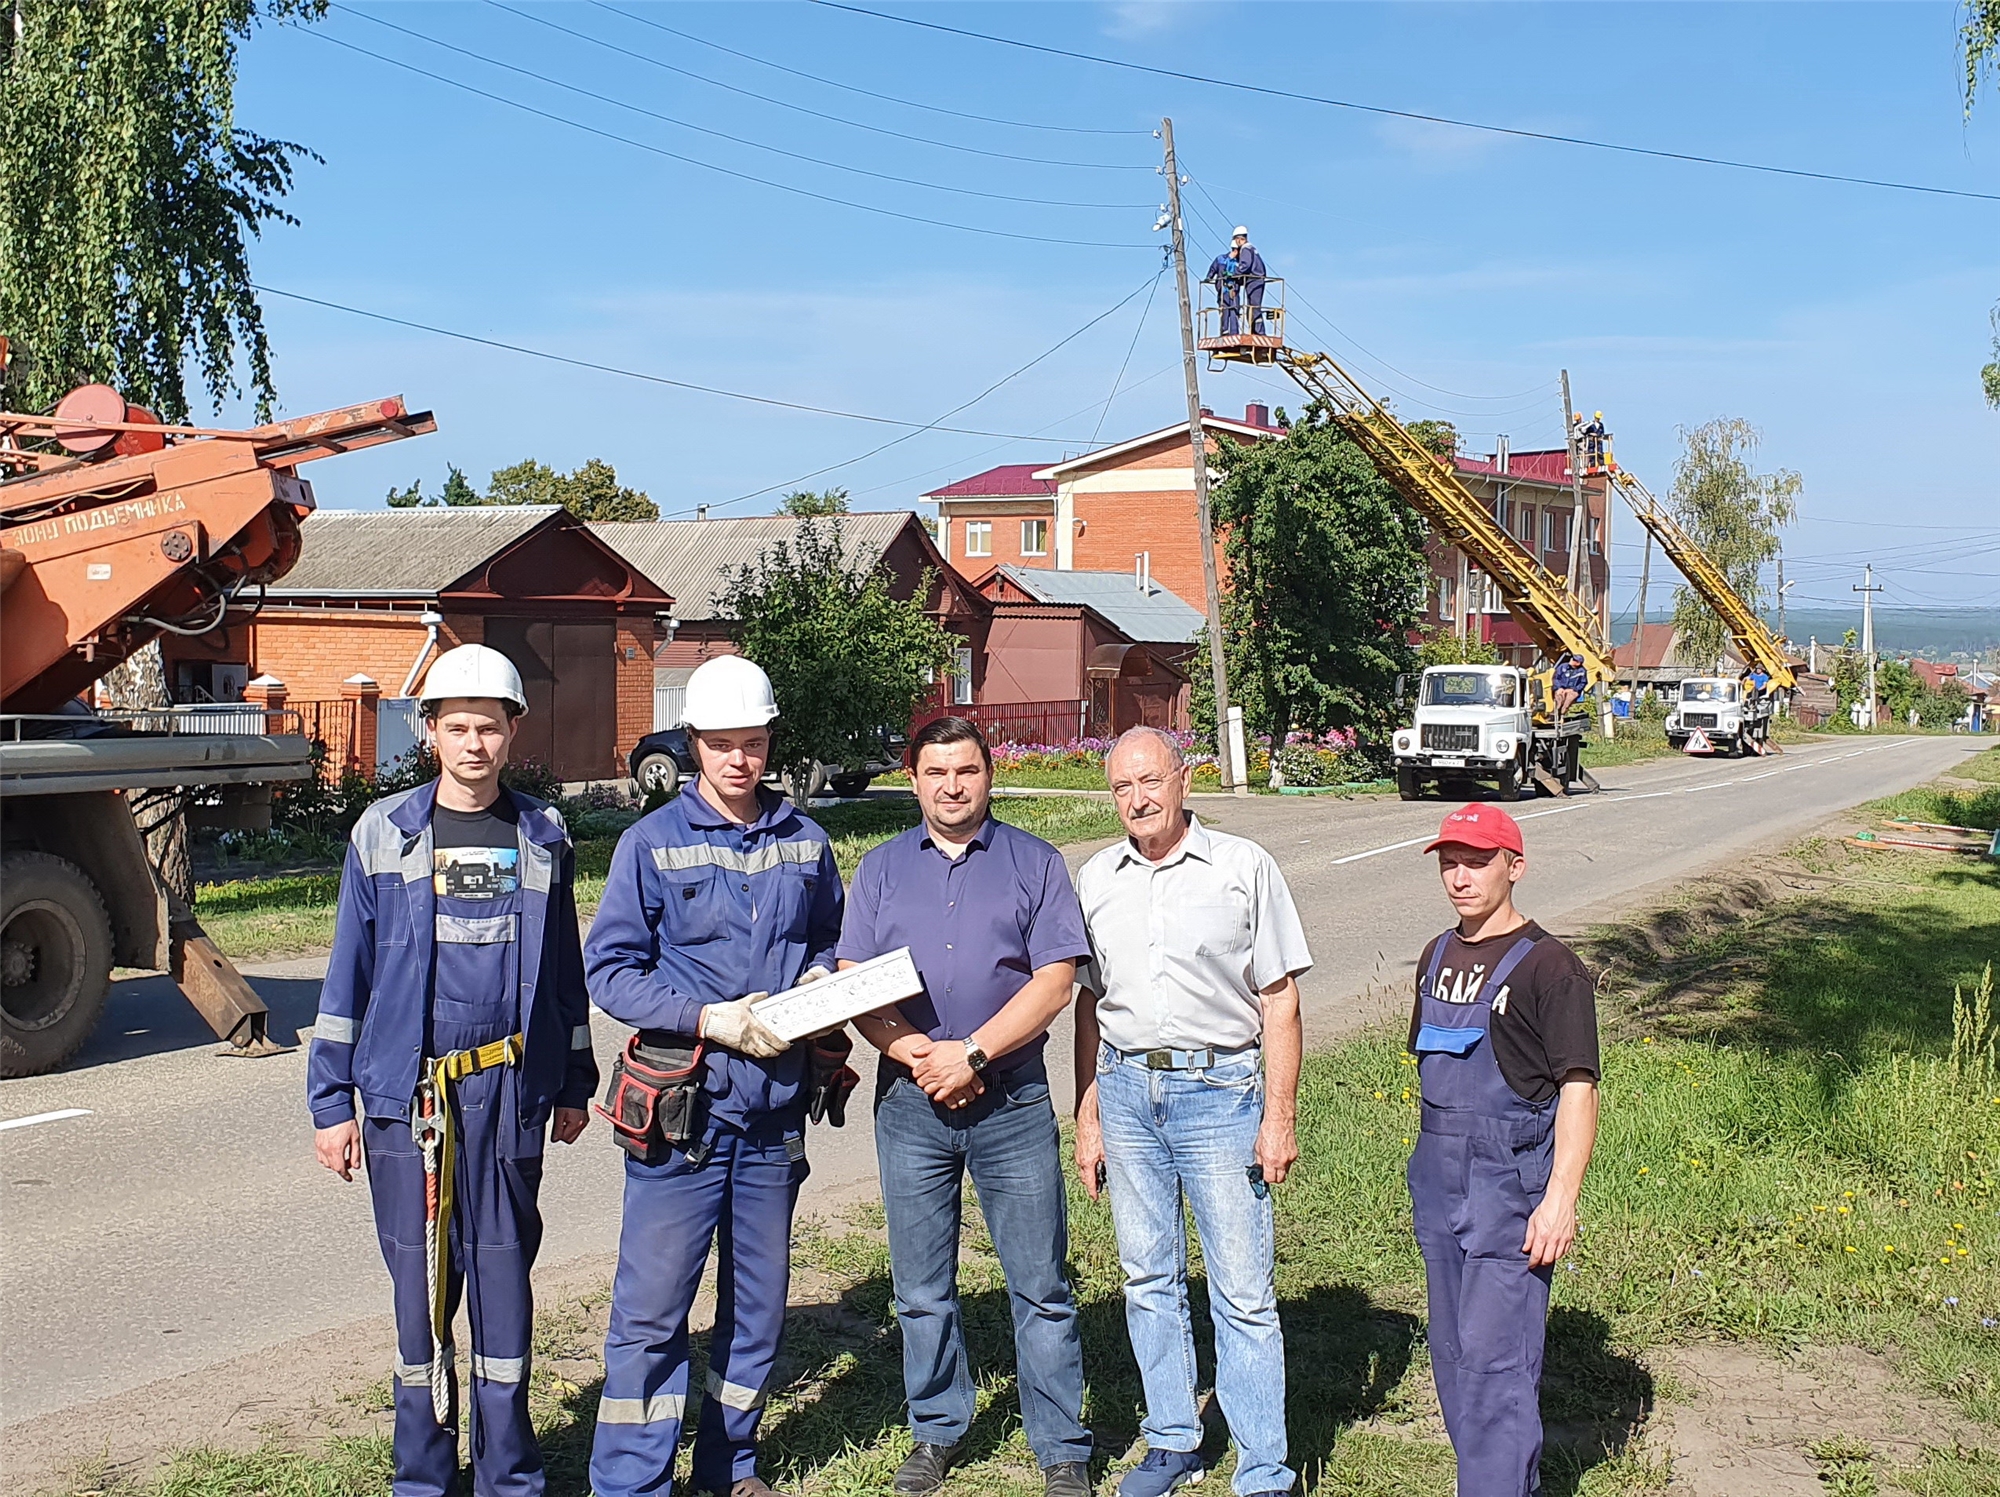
[157,505,672,782]
[924,410,1612,675]
[924,405,1284,605]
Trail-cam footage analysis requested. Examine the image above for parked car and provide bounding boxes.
[627,726,906,802]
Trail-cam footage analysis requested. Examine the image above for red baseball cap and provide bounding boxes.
[1422,803,1525,856]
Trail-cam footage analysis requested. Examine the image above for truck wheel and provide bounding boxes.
[829,773,872,798]
[1397,767,1421,801]
[1,852,114,1078]
[1495,762,1520,801]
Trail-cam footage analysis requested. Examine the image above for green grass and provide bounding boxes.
[130,771,2000,1495]
[1948,748,2000,787]
[194,796,1122,960]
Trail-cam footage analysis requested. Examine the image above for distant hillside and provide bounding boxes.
[1615,608,2000,659]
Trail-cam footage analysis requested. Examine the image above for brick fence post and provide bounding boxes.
[243,673,288,735]
[340,674,380,778]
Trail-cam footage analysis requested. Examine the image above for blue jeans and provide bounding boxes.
[1096,1044,1293,1496]
[874,1059,1092,1468]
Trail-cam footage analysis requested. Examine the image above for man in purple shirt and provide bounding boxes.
[839,716,1094,1497]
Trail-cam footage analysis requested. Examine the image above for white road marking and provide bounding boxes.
[1329,738,1930,866]
[0,1108,92,1133]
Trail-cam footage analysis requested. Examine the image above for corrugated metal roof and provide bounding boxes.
[1455,451,1574,489]
[994,565,1204,645]
[273,506,563,594]
[592,512,915,621]
[921,464,1057,501]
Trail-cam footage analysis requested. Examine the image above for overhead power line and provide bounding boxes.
[591,0,1151,139]
[490,0,1156,171]
[816,1,2000,205]
[254,282,1141,441]
[685,269,1170,515]
[296,27,1158,249]
[333,5,1149,210]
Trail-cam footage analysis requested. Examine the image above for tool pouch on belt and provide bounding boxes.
[595,1033,705,1164]
[806,1028,861,1128]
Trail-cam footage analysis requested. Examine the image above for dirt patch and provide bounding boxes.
[1655,1343,1987,1495]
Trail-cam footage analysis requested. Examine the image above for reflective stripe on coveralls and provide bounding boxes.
[1407,934,1555,1497]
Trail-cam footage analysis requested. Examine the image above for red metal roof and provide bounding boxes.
[1455,450,1574,487]
[921,463,1057,502]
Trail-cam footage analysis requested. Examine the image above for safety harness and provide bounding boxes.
[408,1031,524,1426]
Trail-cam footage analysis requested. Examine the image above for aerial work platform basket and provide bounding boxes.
[1197,277,1286,366]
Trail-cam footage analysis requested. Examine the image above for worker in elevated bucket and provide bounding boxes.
[1407,805,1601,1497]
[1551,652,1588,720]
[308,643,598,1497]
[1232,227,1269,335]
[585,654,848,1497]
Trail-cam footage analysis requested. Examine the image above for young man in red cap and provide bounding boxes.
[1408,804,1600,1497]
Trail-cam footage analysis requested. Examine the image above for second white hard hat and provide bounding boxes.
[1233,225,1250,238]
[683,654,779,731]
[420,643,528,713]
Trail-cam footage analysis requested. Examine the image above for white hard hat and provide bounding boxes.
[1232,225,1250,238]
[683,654,779,731]
[420,644,527,713]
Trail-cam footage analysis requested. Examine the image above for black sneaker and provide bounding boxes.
[894,1443,964,1495]
[1044,1461,1093,1497]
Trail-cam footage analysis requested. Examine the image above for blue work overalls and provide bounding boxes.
[308,784,598,1497]
[584,786,843,1497]
[1406,933,1555,1497]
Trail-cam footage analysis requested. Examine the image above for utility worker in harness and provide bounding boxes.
[1406,805,1600,1497]
[308,644,598,1497]
[586,654,847,1497]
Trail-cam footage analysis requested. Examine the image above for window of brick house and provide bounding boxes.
[1515,504,1537,545]
[1545,509,1571,553]
[1021,518,1049,556]
[1438,573,1457,621]
[964,521,992,558]
[953,646,974,705]
[1588,516,1603,554]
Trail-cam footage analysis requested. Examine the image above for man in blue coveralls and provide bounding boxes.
[309,643,598,1497]
[586,654,844,1497]
[1407,805,1601,1497]
[1550,652,1588,721]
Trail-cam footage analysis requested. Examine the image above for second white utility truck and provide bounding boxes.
[1664,677,1774,757]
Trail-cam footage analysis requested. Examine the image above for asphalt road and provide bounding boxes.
[0,733,1980,1428]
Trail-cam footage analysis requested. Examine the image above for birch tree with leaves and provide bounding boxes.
[0,0,321,420]
[1666,418,1801,673]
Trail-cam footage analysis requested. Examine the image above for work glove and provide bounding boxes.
[806,1027,861,1128]
[698,995,789,1059]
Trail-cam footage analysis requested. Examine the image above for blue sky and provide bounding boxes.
[229,1,1999,622]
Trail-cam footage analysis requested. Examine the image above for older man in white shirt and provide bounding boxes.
[1073,727,1312,1497]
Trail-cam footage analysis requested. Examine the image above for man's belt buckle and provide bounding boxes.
[1144,1049,1176,1070]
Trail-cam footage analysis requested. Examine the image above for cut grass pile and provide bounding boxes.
[193,795,1123,961]
[124,761,2000,1495]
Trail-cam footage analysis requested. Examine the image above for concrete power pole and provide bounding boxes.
[1162,117,1241,792]
[1855,563,1883,728]
[1559,370,1590,605]
[1627,530,1653,714]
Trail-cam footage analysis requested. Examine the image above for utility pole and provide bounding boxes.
[1559,371,1590,606]
[1627,530,1653,714]
[1162,117,1241,793]
[1855,563,1883,728]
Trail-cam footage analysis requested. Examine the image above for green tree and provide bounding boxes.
[1878,657,1923,725]
[386,479,425,509]
[1666,418,1801,673]
[485,457,657,519]
[0,0,322,421]
[1983,305,1999,412]
[718,518,955,789]
[486,458,560,508]
[1415,625,1500,667]
[1918,677,1970,730]
[555,457,657,521]
[1405,419,1460,459]
[1966,0,1999,116]
[781,487,849,517]
[440,464,481,507]
[1204,402,1429,759]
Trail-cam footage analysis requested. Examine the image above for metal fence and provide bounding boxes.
[377,697,424,774]
[916,699,1087,747]
[653,682,686,733]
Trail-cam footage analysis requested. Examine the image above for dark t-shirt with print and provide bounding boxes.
[1407,920,1600,1103]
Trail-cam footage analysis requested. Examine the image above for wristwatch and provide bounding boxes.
[962,1037,990,1073]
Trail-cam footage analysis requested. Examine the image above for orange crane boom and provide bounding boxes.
[1,393,437,712]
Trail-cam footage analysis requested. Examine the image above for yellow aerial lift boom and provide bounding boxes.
[1602,466,1797,691]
